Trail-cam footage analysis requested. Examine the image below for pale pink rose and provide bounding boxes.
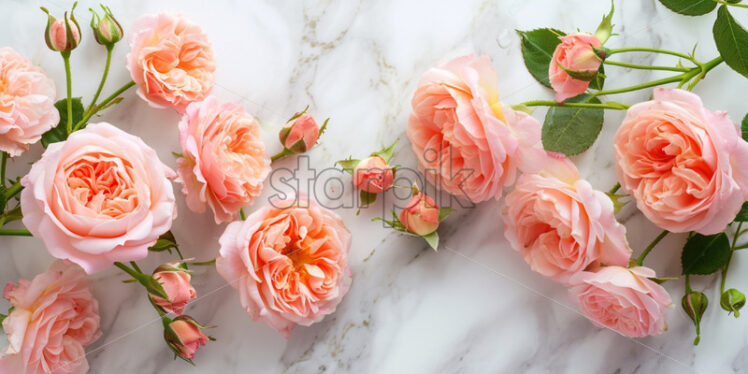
[502,154,631,284]
[549,33,603,102]
[614,88,748,235]
[0,47,58,156]
[280,113,320,153]
[166,316,209,361]
[20,122,177,273]
[400,192,440,236]
[47,18,81,52]
[408,54,541,203]
[569,266,671,338]
[126,13,216,112]
[176,96,270,224]
[149,262,196,315]
[0,260,100,374]
[353,156,394,194]
[216,195,352,337]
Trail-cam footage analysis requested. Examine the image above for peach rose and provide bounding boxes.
[400,192,440,236]
[408,54,541,203]
[0,47,58,157]
[216,195,352,337]
[614,88,748,235]
[502,154,631,284]
[176,96,270,224]
[0,260,100,374]
[569,266,671,338]
[549,33,603,103]
[149,261,196,315]
[353,156,394,194]
[126,13,216,112]
[165,316,209,361]
[21,122,177,273]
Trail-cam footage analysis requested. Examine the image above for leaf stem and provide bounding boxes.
[62,52,73,135]
[521,100,629,110]
[270,148,294,162]
[86,45,113,116]
[73,80,135,132]
[636,230,669,266]
[714,0,748,8]
[721,222,744,294]
[0,229,32,236]
[191,258,217,266]
[603,60,688,72]
[606,47,698,64]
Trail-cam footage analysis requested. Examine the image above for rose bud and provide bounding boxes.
[353,156,394,193]
[41,3,81,53]
[149,261,196,315]
[279,112,325,154]
[400,192,440,236]
[164,315,211,362]
[548,33,603,102]
[682,291,708,345]
[721,288,746,317]
[89,5,123,47]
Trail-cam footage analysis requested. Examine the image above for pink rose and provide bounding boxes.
[42,5,81,52]
[126,13,216,112]
[614,88,748,235]
[502,154,631,284]
[279,113,320,153]
[408,54,541,203]
[165,316,209,361]
[353,156,394,194]
[21,122,177,273]
[216,195,352,337]
[0,260,100,374]
[0,47,58,157]
[569,266,671,338]
[176,96,271,224]
[549,33,603,103]
[400,192,440,236]
[149,261,196,315]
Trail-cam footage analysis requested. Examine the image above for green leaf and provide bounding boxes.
[681,233,731,275]
[41,98,84,147]
[557,63,599,81]
[438,208,454,222]
[148,231,178,254]
[742,113,748,141]
[422,231,439,251]
[335,158,360,175]
[734,202,748,222]
[360,190,377,207]
[372,138,398,163]
[541,94,604,156]
[658,0,717,16]
[714,5,748,78]
[518,28,566,88]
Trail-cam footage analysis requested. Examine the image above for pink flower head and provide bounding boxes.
[42,4,81,52]
[216,194,352,337]
[20,122,177,273]
[280,113,320,153]
[165,316,209,361]
[408,54,541,203]
[176,96,271,224]
[0,47,58,156]
[400,192,440,236]
[614,88,748,235]
[126,13,216,112]
[0,260,101,374]
[502,154,631,284]
[353,156,394,194]
[569,266,671,338]
[149,261,196,315]
[549,33,603,102]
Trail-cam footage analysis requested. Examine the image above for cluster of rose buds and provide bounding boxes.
[41,2,124,54]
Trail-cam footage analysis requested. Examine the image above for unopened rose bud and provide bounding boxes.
[400,192,440,236]
[149,261,196,315]
[279,113,321,154]
[353,156,394,193]
[41,3,81,53]
[164,316,210,361]
[721,288,745,317]
[89,5,123,47]
[682,291,708,345]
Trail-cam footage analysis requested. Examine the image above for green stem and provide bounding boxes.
[4,181,22,201]
[270,148,294,162]
[130,261,142,273]
[113,261,141,280]
[73,80,135,132]
[685,56,724,91]
[521,100,629,110]
[735,243,748,250]
[190,258,217,266]
[591,74,685,98]
[685,273,692,292]
[86,45,113,115]
[0,229,32,236]
[606,47,698,64]
[714,0,748,8]
[608,182,621,195]
[603,60,688,72]
[0,152,7,189]
[239,208,247,221]
[722,222,744,294]
[62,52,73,135]
[636,230,669,266]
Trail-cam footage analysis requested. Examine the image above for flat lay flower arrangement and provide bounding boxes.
[0,0,746,372]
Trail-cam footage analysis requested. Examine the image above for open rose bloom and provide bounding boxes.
[614,88,748,235]
[127,13,216,112]
[502,154,631,284]
[549,33,603,103]
[177,96,271,223]
[408,54,541,203]
[0,260,100,374]
[0,47,58,156]
[216,195,352,337]
[21,122,177,273]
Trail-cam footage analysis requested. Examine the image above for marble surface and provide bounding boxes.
[2,0,748,373]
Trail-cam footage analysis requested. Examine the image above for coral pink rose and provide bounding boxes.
[126,13,216,112]
[502,154,631,284]
[353,156,394,194]
[176,96,270,224]
[0,47,58,156]
[400,192,440,236]
[0,260,100,374]
[408,54,541,203]
[165,316,209,361]
[279,113,320,153]
[569,266,671,338]
[549,33,603,103]
[614,88,748,235]
[21,122,177,273]
[149,262,196,315]
[216,195,352,337]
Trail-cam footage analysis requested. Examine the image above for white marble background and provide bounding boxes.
[1,0,748,373]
